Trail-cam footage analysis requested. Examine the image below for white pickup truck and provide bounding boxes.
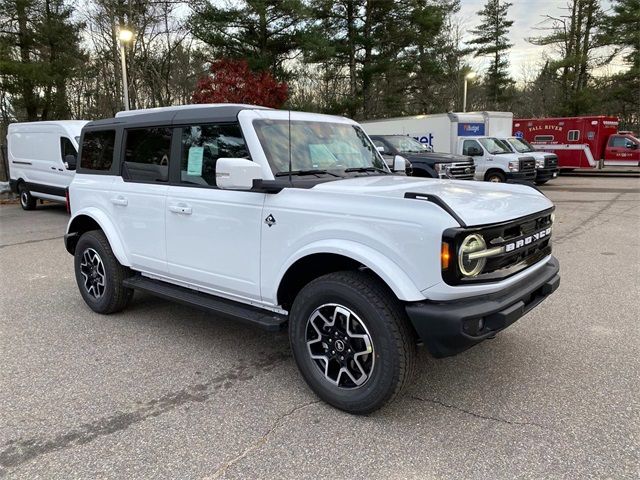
[64,104,560,413]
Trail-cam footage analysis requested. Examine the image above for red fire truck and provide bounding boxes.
[513,116,640,170]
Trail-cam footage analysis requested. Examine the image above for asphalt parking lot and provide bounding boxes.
[1,175,639,479]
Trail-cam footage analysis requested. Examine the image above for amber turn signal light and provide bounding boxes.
[441,242,451,270]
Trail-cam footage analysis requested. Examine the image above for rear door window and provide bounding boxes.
[80,130,116,171]
[123,127,172,183]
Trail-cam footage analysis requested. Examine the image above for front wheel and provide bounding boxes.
[74,230,133,314]
[485,171,506,183]
[289,271,416,414]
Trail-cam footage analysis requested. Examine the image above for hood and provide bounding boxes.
[312,176,553,227]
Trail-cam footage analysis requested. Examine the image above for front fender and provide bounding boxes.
[66,207,130,266]
[270,239,427,303]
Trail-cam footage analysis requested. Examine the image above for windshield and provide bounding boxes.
[254,120,387,176]
[384,136,430,153]
[508,138,534,153]
[479,137,511,155]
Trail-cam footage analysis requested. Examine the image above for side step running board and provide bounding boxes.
[123,275,287,332]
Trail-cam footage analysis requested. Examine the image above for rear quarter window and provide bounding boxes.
[80,130,116,171]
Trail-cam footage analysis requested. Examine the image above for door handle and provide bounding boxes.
[168,204,192,215]
[110,196,128,206]
[50,166,57,170]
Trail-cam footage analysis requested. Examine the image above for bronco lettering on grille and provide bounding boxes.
[504,227,552,253]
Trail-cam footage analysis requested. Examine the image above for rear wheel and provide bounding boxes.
[485,171,506,183]
[289,271,416,414]
[18,183,37,210]
[74,230,133,314]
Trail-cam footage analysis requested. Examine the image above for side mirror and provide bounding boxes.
[64,154,77,170]
[467,146,483,156]
[627,142,638,150]
[376,145,386,153]
[216,158,263,190]
[393,155,407,173]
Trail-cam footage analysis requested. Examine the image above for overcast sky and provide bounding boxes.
[457,0,618,82]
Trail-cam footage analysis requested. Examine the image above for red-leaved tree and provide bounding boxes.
[192,58,288,108]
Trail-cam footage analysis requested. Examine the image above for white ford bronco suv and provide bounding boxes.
[65,104,560,414]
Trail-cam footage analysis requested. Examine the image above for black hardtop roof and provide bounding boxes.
[84,104,270,130]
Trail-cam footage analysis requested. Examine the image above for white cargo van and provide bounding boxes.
[361,112,536,183]
[8,120,88,210]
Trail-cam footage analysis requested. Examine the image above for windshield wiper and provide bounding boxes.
[344,166,389,174]
[275,169,340,177]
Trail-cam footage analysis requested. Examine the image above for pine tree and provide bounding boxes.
[468,0,514,108]
[303,0,449,119]
[188,0,305,79]
[0,0,83,121]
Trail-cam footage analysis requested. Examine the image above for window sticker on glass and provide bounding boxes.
[187,146,204,175]
[309,144,338,167]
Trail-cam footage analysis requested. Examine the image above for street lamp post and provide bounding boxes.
[463,71,476,113]
[118,28,133,111]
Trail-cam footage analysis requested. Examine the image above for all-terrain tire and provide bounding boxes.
[289,270,416,414]
[74,230,133,314]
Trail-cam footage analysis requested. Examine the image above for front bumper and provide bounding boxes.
[405,256,560,358]
[506,170,536,181]
[536,167,559,182]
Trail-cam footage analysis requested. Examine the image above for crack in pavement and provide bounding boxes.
[409,395,549,430]
[554,192,626,245]
[0,350,291,472]
[0,235,64,249]
[205,400,322,479]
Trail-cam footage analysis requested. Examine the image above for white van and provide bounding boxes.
[8,120,88,210]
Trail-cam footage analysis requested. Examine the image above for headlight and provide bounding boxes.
[508,161,519,172]
[434,163,446,174]
[535,158,544,168]
[458,234,487,277]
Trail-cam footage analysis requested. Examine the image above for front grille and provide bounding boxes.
[519,157,536,172]
[544,155,558,168]
[442,209,554,285]
[444,162,476,180]
[479,212,553,280]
